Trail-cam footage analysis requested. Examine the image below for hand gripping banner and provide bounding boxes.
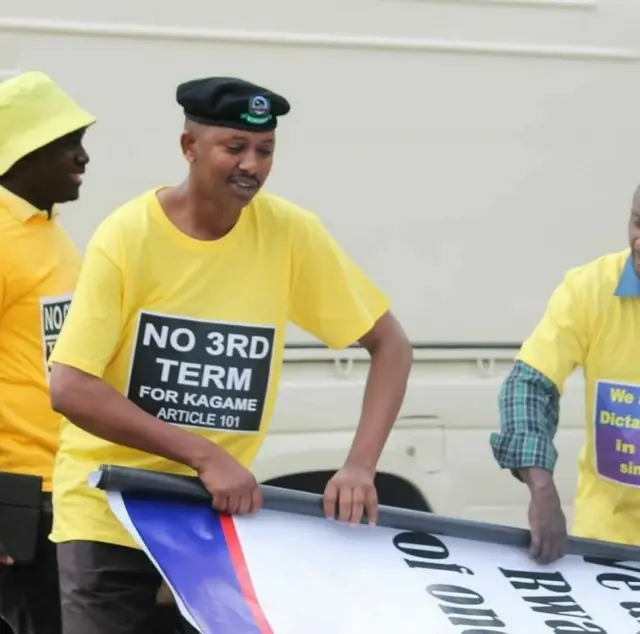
[91,465,640,634]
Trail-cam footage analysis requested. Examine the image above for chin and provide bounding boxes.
[57,189,81,204]
[232,190,259,206]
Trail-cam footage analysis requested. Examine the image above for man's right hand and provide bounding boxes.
[521,468,567,564]
[195,445,263,516]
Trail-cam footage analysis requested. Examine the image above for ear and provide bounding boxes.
[180,130,197,163]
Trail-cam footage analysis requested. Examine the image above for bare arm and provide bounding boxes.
[45,236,263,515]
[49,363,217,471]
[323,311,413,524]
[520,467,556,492]
[345,311,413,471]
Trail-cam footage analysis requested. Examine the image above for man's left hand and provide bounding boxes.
[323,465,378,526]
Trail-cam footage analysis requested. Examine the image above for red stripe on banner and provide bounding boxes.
[220,515,274,634]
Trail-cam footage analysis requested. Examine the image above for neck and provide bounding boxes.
[0,177,53,215]
[165,180,242,241]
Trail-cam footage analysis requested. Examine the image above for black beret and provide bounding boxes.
[176,77,290,132]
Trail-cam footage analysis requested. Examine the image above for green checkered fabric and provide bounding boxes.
[490,360,560,476]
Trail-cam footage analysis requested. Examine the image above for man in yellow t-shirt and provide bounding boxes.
[48,76,412,634]
[0,71,95,634]
[490,184,640,564]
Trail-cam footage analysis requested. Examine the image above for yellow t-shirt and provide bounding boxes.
[0,186,81,491]
[518,248,640,546]
[49,186,390,548]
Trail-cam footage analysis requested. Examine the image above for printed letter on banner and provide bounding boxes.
[594,379,640,486]
[126,311,275,433]
[40,293,73,378]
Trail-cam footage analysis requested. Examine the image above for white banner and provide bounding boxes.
[107,491,640,634]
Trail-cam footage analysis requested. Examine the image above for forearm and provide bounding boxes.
[49,364,213,471]
[490,360,560,482]
[345,334,413,471]
[520,466,556,494]
[520,464,562,515]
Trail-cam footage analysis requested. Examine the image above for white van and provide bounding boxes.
[1,0,639,534]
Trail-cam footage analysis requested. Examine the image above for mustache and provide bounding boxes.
[228,173,260,186]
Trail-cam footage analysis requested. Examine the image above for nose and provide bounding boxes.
[237,150,259,175]
[74,144,90,167]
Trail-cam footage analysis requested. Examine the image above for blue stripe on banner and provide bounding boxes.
[121,494,263,634]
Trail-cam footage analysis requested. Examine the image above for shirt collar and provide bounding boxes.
[0,185,60,222]
[614,254,640,297]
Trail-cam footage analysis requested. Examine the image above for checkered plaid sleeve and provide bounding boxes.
[490,359,560,478]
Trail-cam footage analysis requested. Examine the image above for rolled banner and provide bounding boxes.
[90,464,640,562]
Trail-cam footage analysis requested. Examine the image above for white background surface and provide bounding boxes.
[1,0,639,343]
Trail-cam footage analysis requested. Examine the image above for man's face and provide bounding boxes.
[629,192,640,275]
[18,128,90,205]
[181,124,275,207]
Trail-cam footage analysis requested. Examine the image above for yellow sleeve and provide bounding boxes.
[0,267,5,314]
[48,243,123,378]
[0,248,10,313]
[517,271,589,393]
[288,214,391,349]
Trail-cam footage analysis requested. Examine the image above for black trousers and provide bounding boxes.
[57,540,198,634]
[0,495,61,634]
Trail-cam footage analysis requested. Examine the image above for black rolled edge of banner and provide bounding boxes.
[90,464,640,563]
